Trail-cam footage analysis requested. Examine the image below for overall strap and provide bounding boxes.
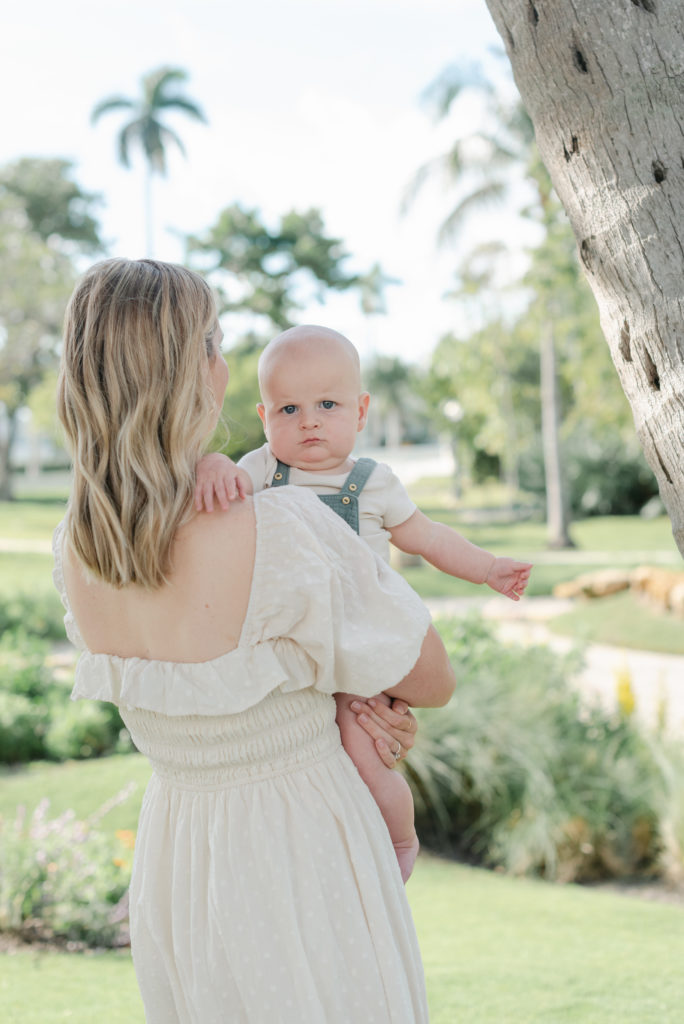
[339,457,377,496]
[270,460,290,486]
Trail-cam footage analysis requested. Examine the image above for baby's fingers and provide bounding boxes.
[214,478,233,510]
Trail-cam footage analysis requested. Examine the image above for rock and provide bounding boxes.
[630,566,684,615]
[553,569,631,600]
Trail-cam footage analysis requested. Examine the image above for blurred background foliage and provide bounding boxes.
[0,60,661,532]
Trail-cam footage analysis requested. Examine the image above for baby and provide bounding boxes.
[196,324,532,882]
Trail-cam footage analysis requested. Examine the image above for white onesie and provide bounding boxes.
[238,443,416,561]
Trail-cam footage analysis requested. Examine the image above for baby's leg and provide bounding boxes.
[335,693,419,883]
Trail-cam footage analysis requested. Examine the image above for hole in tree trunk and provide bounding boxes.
[573,48,589,73]
[580,238,594,269]
[563,136,580,162]
[619,321,632,362]
[631,0,657,13]
[642,347,660,390]
[654,446,673,485]
[652,159,667,183]
[528,1,539,25]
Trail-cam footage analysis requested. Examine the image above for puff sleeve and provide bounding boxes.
[247,488,432,698]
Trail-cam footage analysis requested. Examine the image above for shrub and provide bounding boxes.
[0,798,131,947]
[0,629,52,698]
[518,428,658,516]
[0,691,49,762]
[44,701,133,761]
[0,629,134,764]
[407,617,682,882]
[0,592,67,642]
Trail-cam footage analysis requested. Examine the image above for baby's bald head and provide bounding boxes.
[258,325,361,400]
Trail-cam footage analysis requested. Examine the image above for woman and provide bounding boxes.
[53,258,455,1023]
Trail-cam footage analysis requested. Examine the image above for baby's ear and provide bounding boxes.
[357,392,370,430]
[256,404,267,429]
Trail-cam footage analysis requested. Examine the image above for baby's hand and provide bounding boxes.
[195,452,252,511]
[485,557,533,601]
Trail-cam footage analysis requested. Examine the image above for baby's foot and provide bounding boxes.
[395,832,420,884]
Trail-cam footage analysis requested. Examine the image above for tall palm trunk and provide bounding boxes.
[0,408,17,501]
[540,321,573,547]
[144,164,154,258]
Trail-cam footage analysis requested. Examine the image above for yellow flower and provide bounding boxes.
[615,665,636,718]
[115,829,136,849]
[113,857,129,869]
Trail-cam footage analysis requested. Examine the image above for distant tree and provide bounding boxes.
[364,356,428,448]
[0,158,104,255]
[0,158,103,498]
[187,204,361,333]
[412,65,576,544]
[0,196,74,498]
[91,66,206,256]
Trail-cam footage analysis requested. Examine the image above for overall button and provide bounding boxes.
[348,483,358,491]
[342,496,351,505]
[274,472,283,480]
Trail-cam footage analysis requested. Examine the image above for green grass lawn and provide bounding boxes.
[0,553,58,598]
[0,498,67,540]
[549,590,684,655]
[2,853,682,1023]
[0,754,151,833]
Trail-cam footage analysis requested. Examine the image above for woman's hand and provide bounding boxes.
[349,693,417,768]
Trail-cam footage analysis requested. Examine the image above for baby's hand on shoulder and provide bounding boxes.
[485,557,533,601]
[195,452,253,511]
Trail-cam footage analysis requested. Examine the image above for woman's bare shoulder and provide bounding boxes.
[173,496,257,571]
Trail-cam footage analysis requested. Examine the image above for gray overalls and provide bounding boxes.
[270,457,377,534]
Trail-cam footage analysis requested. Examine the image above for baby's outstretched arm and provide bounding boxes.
[390,510,532,601]
[195,452,253,511]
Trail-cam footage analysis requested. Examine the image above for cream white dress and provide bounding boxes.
[52,487,432,1024]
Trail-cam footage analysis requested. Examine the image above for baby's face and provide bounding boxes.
[257,340,369,472]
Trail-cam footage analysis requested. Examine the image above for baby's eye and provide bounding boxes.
[320,400,336,410]
[282,405,298,415]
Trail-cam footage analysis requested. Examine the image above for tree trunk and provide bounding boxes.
[541,322,573,547]
[145,163,154,258]
[484,0,684,557]
[0,407,17,501]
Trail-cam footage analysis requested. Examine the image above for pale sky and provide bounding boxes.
[1,0,526,364]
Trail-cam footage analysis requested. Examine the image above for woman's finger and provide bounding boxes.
[352,709,410,759]
[367,698,415,732]
[374,738,400,768]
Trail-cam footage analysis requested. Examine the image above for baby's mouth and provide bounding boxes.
[301,437,323,444]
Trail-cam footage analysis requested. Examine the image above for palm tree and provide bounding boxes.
[91,66,206,256]
[410,63,574,548]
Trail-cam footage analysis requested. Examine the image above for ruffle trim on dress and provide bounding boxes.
[70,639,321,716]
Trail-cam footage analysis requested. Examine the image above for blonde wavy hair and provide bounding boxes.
[57,258,219,589]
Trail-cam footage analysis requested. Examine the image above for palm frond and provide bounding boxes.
[401,147,465,215]
[420,62,490,119]
[90,96,135,125]
[437,181,507,245]
[118,119,145,169]
[155,96,207,123]
[146,66,189,104]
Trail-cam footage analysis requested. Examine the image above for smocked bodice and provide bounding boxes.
[120,688,339,789]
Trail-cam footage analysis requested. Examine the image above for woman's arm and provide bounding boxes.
[384,624,456,708]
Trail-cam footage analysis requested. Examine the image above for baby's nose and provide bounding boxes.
[300,409,320,427]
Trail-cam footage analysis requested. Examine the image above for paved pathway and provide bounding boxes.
[425,596,684,737]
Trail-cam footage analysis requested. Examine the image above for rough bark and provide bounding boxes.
[484,0,684,557]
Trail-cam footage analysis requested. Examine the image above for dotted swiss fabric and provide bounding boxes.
[52,488,431,1023]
